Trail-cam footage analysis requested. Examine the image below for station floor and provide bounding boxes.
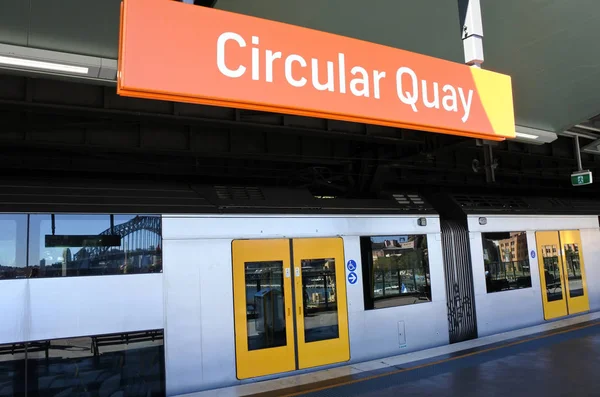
[182,311,600,397]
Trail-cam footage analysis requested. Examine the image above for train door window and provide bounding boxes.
[232,238,349,379]
[542,242,563,302]
[299,258,339,343]
[481,231,532,293]
[360,235,431,310]
[244,260,287,351]
[535,230,589,320]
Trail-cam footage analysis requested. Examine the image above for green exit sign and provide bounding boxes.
[571,170,593,186]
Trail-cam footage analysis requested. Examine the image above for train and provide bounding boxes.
[1,179,599,396]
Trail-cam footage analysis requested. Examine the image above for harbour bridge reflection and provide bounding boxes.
[35,216,162,277]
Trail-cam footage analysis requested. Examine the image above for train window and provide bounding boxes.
[563,242,584,298]
[301,258,340,343]
[244,260,287,351]
[28,214,162,278]
[0,342,26,396]
[0,214,27,280]
[481,231,532,293]
[360,235,431,310]
[1,329,165,396]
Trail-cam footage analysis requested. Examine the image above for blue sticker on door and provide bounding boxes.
[347,259,357,272]
[347,272,357,284]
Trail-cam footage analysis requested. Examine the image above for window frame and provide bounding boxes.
[0,213,163,280]
[481,231,532,294]
[360,234,431,311]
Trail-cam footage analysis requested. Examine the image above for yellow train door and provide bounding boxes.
[232,237,350,379]
[232,239,296,379]
[535,230,590,320]
[292,238,350,370]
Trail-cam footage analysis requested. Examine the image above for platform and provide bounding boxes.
[180,311,600,397]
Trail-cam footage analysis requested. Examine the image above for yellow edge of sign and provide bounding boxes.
[470,67,516,138]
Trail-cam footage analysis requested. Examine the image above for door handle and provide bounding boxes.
[298,306,302,316]
[287,307,291,317]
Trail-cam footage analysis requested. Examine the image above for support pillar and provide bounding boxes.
[574,136,583,171]
[460,0,495,181]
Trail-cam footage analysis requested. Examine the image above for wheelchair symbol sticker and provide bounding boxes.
[347,260,357,272]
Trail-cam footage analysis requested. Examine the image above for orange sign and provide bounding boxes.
[118,0,515,140]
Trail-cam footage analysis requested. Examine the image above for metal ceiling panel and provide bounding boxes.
[215,0,464,63]
[3,0,464,63]
[28,0,121,58]
[0,0,29,46]
[481,0,600,132]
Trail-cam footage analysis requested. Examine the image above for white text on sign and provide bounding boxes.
[216,32,474,123]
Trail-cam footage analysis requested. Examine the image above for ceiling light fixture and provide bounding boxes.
[0,43,116,84]
[514,132,538,140]
[0,55,89,74]
[509,125,558,145]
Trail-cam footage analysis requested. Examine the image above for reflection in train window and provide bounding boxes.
[0,214,27,280]
[0,342,25,396]
[0,330,165,397]
[28,214,162,278]
[245,261,287,351]
[482,232,532,293]
[563,243,584,298]
[301,258,339,343]
[360,235,431,310]
[542,244,563,301]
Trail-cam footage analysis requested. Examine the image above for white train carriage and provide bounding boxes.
[437,193,600,338]
[161,187,448,394]
[1,181,600,397]
[0,181,447,396]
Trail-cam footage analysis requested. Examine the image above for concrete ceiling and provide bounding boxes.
[1,0,599,133]
[214,0,464,63]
